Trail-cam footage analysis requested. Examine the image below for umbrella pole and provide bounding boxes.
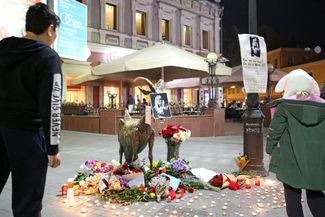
[120,79,123,109]
[161,67,164,81]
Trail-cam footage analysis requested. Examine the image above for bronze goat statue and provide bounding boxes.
[118,110,154,169]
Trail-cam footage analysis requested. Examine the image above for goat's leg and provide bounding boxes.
[119,145,124,164]
[148,133,154,170]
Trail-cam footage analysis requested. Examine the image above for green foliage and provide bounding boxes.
[73,172,93,184]
[181,177,205,189]
[99,187,149,204]
[232,170,256,178]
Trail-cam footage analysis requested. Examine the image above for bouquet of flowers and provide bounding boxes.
[149,175,171,202]
[235,154,250,170]
[80,159,114,174]
[207,173,241,191]
[159,125,191,146]
[170,159,191,177]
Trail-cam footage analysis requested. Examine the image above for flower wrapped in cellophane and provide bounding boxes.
[235,154,250,170]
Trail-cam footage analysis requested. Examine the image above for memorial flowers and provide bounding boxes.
[160,125,191,161]
[235,154,250,170]
[160,125,191,146]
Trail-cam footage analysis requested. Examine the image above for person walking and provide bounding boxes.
[0,3,62,217]
[266,69,325,217]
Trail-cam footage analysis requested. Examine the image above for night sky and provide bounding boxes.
[221,0,325,49]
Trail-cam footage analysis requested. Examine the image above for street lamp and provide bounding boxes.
[107,91,117,110]
[205,52,219,108]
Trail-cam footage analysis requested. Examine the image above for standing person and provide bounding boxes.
[127,94,135,113]
[0,3,62,217]
[266,69,325,217]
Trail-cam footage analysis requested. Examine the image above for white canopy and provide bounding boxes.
[70,73,102,85]
[218,65,287,84]
[92,43,232,82]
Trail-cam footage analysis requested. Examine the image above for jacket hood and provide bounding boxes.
[272,99,325,126]
[0,37,47,67]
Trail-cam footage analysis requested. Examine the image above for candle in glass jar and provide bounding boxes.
[245,179,251,189]
[255,176,261,186]
[61,184,68,196]
[67,188,74,199]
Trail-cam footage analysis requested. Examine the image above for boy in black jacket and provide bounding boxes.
[0,3,62,217]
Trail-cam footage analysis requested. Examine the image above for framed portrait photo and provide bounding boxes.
[149,92,171,119]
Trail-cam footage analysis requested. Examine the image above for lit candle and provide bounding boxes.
[245,179,251,189]
[67,188,74,200]
[255,176,261,186]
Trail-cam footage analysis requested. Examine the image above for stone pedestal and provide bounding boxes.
[242,108,268,177]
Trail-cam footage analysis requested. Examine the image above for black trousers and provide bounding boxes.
[283,183,325,217]
[0,127,48,217]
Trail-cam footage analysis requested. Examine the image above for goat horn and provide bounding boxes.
[134,77,156,93]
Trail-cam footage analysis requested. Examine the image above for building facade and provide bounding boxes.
[268,47,325,87]
[61,0,223,107]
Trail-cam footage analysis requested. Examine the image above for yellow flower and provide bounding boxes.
[149,192,156,198]
[153,161,158,168]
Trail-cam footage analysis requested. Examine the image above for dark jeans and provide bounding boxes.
[0,127,48,217]
[283,183,325,217]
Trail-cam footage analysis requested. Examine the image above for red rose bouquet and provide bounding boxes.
[159,125,191,146]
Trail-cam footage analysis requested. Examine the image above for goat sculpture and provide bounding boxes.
[118,110,155,169]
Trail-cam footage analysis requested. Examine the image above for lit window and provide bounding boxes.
[183,25,191,46]
[106,4,117,30]
[161,19,170,41]
[202,30,209,49]
[136,11,146,36]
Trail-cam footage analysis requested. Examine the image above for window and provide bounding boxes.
[183,25,191,46]
[161,19,169,41]
[288,57,293,66]
[202,30,209,49]
[136,11,146,36]
[106,4,117,30]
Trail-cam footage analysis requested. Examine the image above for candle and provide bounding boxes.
[67,188,74,199]
[255,176,261,186]
[61,184,68,196]
[180,189,185,198]
[67,178,74,188]
[245,179,251,189]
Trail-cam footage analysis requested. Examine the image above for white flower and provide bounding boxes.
[111,159,120,167]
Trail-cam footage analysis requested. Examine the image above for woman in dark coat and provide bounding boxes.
[267,69,325,217]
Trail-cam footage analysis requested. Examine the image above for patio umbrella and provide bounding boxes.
[92,43,232,82]
[218,65,287,85]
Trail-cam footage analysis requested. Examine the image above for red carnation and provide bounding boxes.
[188,187,194,193]
[122,163,129,170]
[149,188,155,193]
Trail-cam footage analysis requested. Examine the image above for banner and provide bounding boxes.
[54,0,89,61]
[238,34,268,93]
[0,0,45,40]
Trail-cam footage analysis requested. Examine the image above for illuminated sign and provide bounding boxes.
[54,0,89,61]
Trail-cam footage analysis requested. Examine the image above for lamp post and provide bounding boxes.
[205,52,219,108]
[107,91,117,110]
[242,0,268,177]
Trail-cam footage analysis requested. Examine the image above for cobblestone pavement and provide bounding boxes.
[0,123,313,217]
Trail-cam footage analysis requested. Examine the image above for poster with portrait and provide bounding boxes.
[238,34,268,93]
[0,0,46,40]
[149,93,171,119]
